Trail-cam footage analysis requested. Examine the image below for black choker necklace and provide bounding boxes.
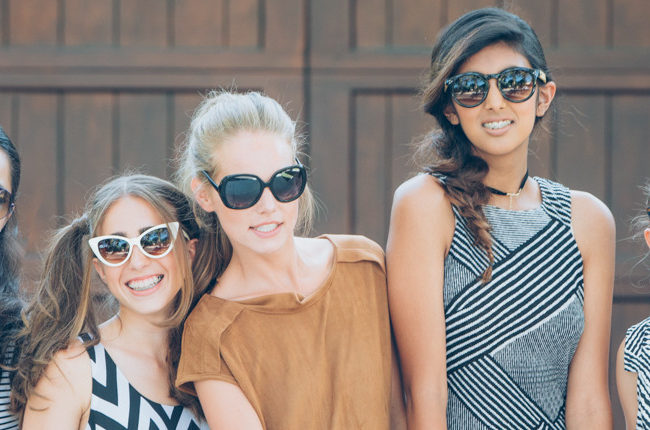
[486,171,528,196]
[486,171,528,209]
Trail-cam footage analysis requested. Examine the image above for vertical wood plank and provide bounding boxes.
[354,0,387,48]
[120,0,167,47]
[63,93,114,215]
[392,0,441,47]
[264,0,302,52]
[557,0,607,47]
[64,0,113,46]
[0,93,14,138]
[507,0,554,49]
[173,93,204,151]
[555,95,607,200]
[174,0,224,47]
[611,95,650,281]
[15,94,58,255]
[391,93,436,189]
[354,94,389,244]
[613,0,650,46]
[446,0,498,23]
[228,0,259,47]
[528,123,553,180]
[8,0,58,45]
[117,94,168,178]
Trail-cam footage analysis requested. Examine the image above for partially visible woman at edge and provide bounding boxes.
[387,7,614,429]
[11,174,216,429]
[0,126,22,429]
[174,90,405,429]
[617,183,650,429]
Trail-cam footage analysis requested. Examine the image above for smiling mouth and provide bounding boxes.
[483,120,513,130]
[253,223,279,233]
[126,275,163,291]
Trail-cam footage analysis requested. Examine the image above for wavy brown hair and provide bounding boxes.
[416,7,553,281]
[11,174,218,418]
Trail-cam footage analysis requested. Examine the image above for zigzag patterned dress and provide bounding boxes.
[86,343,208,430]
[440,176,585,429]
[624,316,650,429]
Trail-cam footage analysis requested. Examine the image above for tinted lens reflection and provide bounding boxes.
[499,70,535,101]
[271,167,304,202]
[98,238,130,263]
[0,190,10,218]
[223,176,263,209]
[141,226,172,256]
[452,74,488,106]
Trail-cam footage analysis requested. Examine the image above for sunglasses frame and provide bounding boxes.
[88,222,180,267]
[0,186,15,221]
[201,161,307,210]
[444,67,547,108]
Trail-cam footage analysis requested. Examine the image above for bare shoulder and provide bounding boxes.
[28,341,91,410]
[570,190,615,253]
[393,173,450,213]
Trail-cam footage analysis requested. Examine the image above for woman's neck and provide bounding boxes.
[99,312,169,357]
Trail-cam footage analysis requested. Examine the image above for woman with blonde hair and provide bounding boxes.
[12,174,214,429]
[175,90,403,429]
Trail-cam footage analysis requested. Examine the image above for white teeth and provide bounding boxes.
[483,120,512,130]
[127,275,163,291]
[254,223,278,233]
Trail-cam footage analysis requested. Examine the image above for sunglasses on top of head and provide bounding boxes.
[201,161,307,210]
[444,67,547,108]
[0,187,14,220]
[89,222,185,267]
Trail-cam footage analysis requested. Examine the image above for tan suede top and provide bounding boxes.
[176,234,392,430]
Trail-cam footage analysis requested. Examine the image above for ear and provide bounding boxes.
[443,104,460,125]
[92,258,107,284]
[191,176,217,213]
[186,238,198,262]
[644,228,650,249]
[536,81,557,117]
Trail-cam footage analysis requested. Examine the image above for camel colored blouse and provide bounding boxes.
[176,235,392,430]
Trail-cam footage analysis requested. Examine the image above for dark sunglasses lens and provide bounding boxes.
[140,226,172,256]
[98,238,130,263]
[223,176,263,209]
[270,167,306,202]
[499,69,535,101]
[451,74,488,107]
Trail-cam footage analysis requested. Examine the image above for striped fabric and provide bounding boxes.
[624,316,650,429]
[0,346,18,430]
[440,176,585,429]
[86,343,208,430]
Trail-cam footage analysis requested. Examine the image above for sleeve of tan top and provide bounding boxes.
[176,300,238,395]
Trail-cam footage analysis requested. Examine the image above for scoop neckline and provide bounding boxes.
[203,235,339,313]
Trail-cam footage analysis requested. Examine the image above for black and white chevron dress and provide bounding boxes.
[86,343,208,430]
[0,346,18,429]
[441,176,584,429]
[624,316,650,429]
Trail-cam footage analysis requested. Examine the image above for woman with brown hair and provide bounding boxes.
[387,7,614,429]
[11,174,214,429]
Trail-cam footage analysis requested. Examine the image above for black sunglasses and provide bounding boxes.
[444,67,547,108]
[201,162,307,210]
[0,187,14,220]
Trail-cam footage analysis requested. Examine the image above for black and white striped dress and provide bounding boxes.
[441,176,584,429]
[624,316,650,429]
[86,343,208,430]
[0,346,18,430]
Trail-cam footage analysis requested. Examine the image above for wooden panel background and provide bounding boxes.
[0,0,648,427]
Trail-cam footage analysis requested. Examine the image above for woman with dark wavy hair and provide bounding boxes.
[387,7,614,429]
[0,126,21,430]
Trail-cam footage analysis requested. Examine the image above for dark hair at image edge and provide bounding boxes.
[415,7,553,281]
[11,174,219,419]
[0,126,23,371]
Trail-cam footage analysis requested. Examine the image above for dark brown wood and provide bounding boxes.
[174,0,224,47]
[64,0,113,46]
[8,0,58,45]
[120,0,168,47]
[557,0,608,47]
[613,0,650,46]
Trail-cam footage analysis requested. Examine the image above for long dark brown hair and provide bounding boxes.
[0,126,23,369]
[12,174,219,417]
[416,7,553,281]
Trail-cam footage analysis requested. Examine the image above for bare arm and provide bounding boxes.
[22,344,91,430]
[565,191,615,429]
[386,175,454,429]
[195,379,263,430]
[390,334,407,430]
[616,339,638,430]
